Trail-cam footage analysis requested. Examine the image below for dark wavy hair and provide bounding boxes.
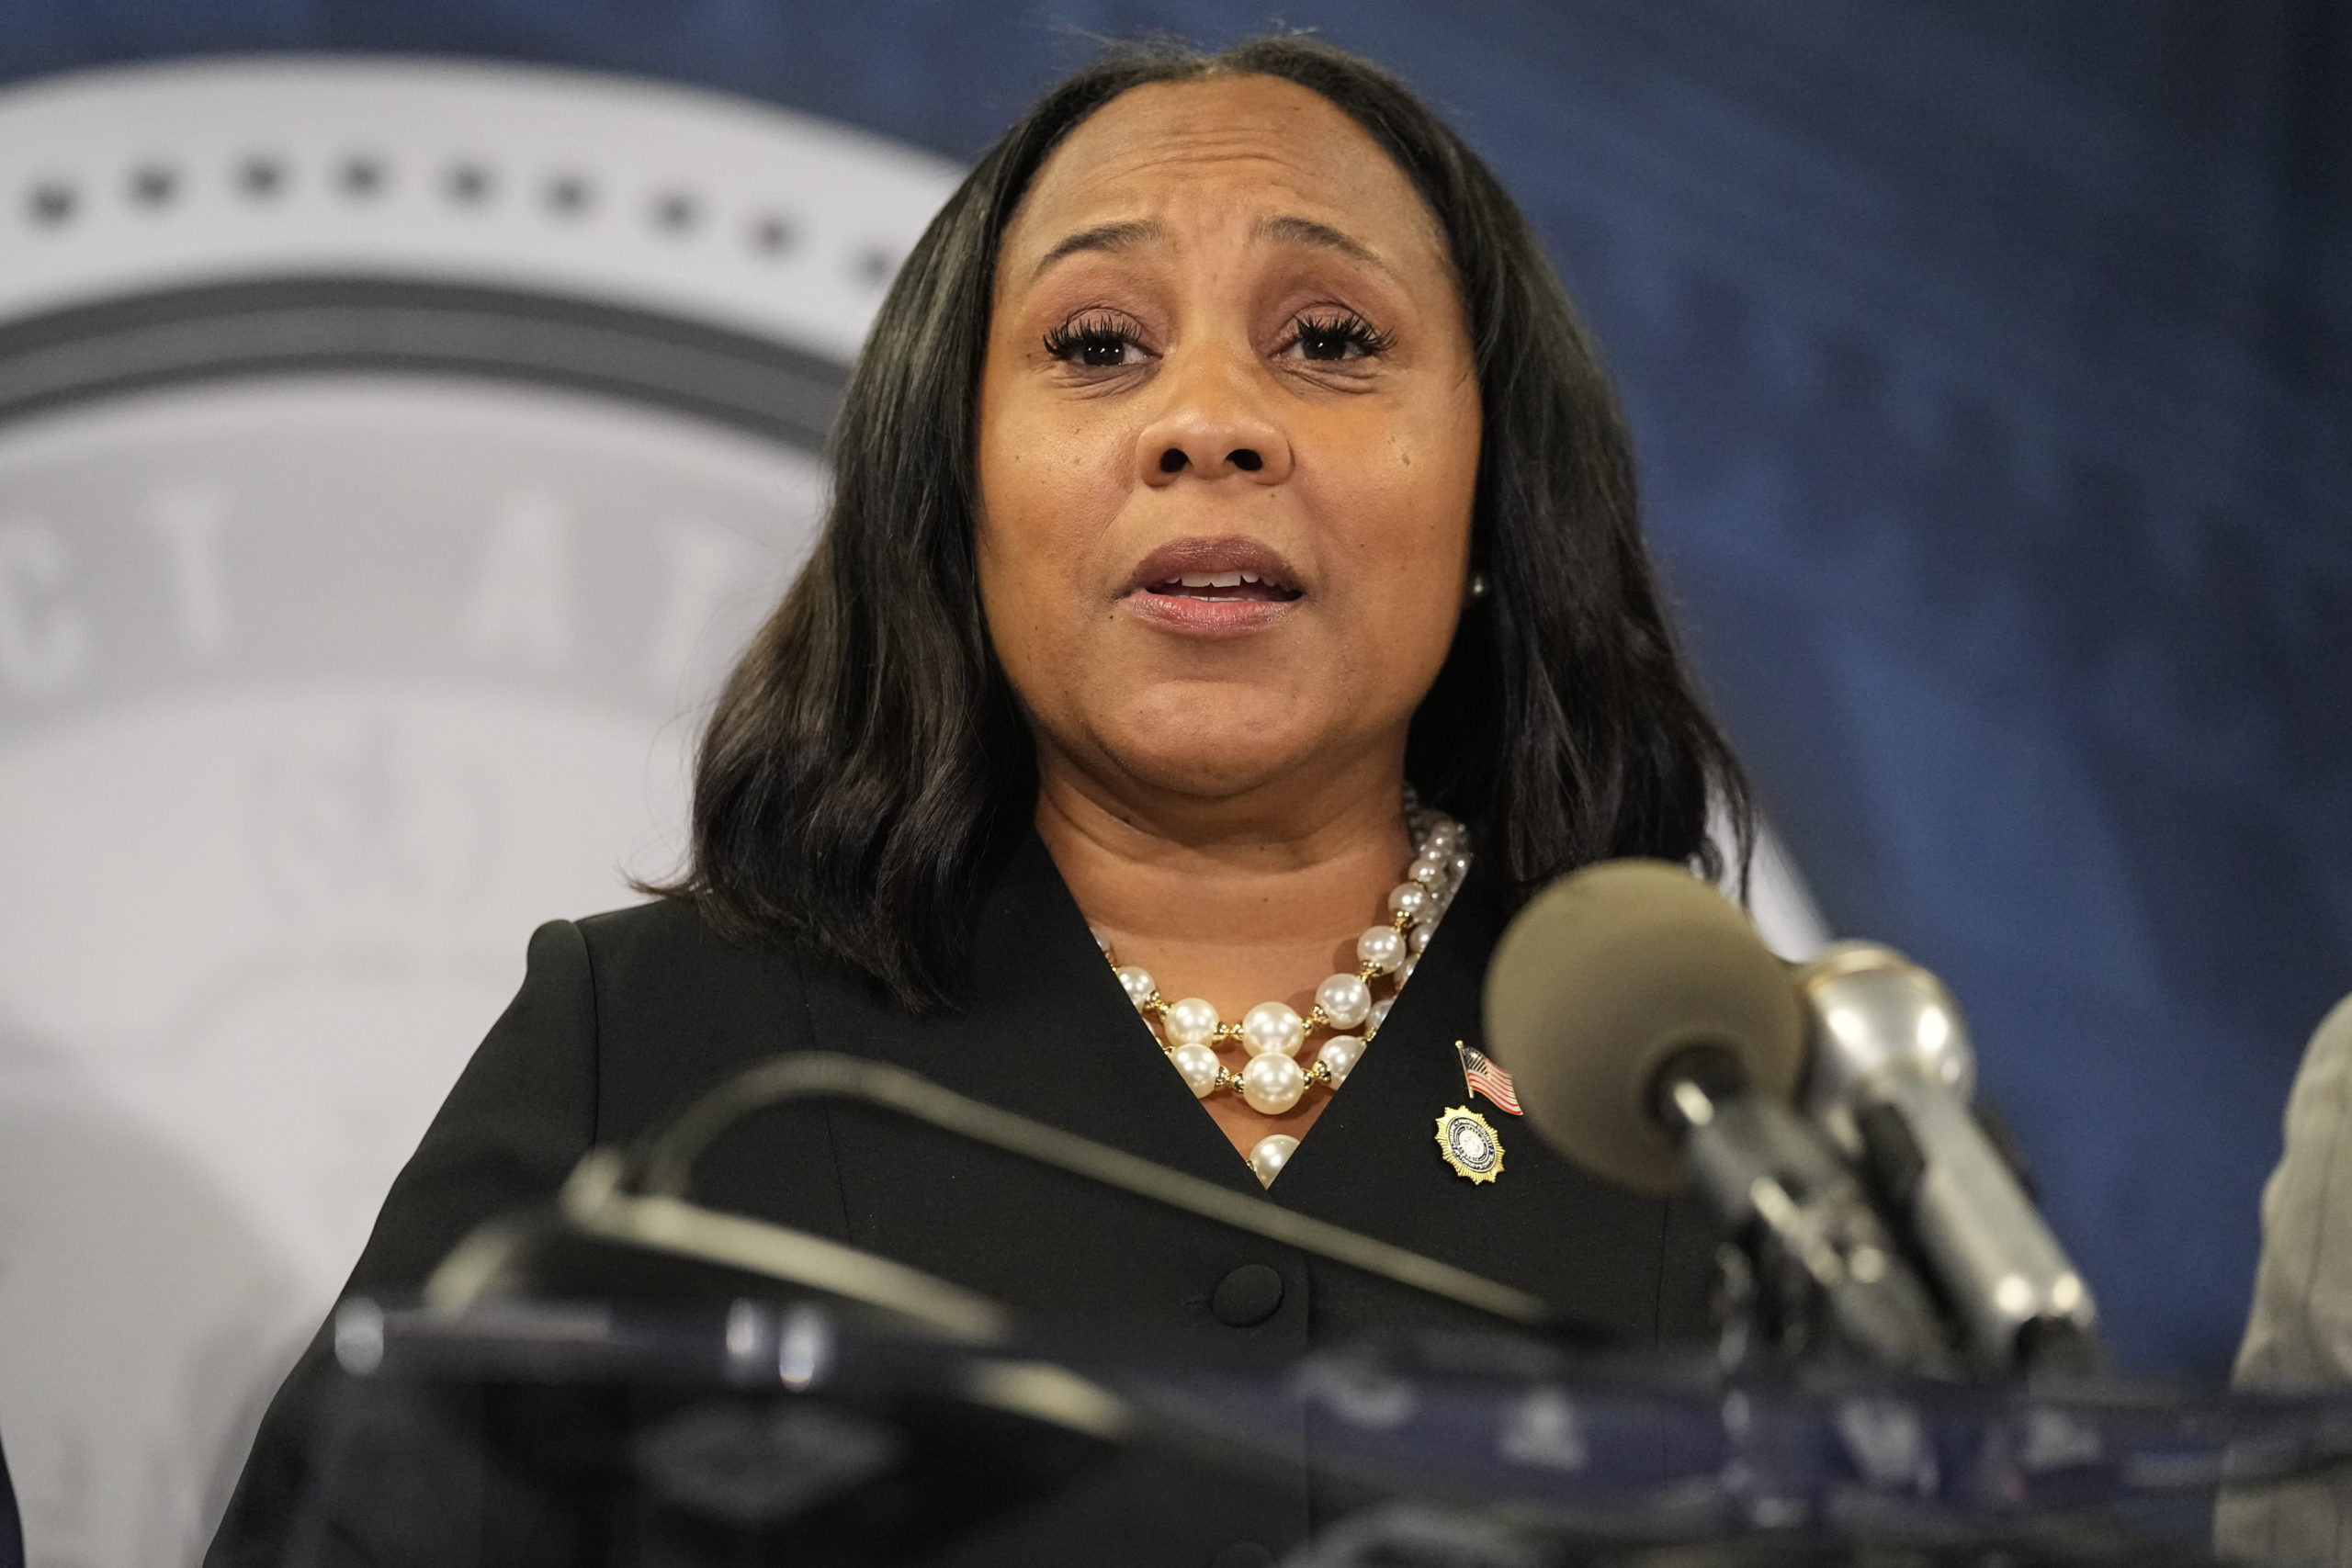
[658,34,1753,1010]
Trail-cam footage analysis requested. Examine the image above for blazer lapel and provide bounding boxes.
[1266,861,1510,1207]
[797,832,1685,1344]
[1268,863,1688,1342]
[896,829,1268,1194]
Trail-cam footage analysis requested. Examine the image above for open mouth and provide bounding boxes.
[1124,537,1306,632]
[1144,570,1303,603]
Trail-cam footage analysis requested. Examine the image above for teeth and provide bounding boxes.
[1148,567,1297,593]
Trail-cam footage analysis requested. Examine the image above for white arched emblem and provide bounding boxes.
[0,58,956,1567]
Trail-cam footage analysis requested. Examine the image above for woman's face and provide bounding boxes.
[977,74,1481,811]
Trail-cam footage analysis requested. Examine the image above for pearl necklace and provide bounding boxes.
[1094,807,1473,1187]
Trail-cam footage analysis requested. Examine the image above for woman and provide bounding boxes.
[2217,991,2352,1566]
[210,34,1752,1563]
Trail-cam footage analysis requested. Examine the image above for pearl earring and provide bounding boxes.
[1467,571,1490,601]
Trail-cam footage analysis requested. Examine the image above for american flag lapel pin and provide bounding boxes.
[1457,1041,1522,1116]
[1437,1041,1517,1184]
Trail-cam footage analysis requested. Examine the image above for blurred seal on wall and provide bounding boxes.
[0,56,956,1568]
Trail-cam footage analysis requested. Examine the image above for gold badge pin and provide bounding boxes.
[1435,1105,1504,1184]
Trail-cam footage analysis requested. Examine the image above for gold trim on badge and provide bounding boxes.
[1435,1105,1504,1184]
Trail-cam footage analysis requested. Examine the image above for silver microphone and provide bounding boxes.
[1485,862,1957,1375]
[1796,942,2102,1373]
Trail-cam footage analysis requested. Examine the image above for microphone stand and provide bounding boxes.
[1650,1047,1961,1379]
[430,1051,1566,1338]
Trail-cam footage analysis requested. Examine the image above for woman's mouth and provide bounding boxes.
[1144,570,1303,603]
[1124,536,1306,637]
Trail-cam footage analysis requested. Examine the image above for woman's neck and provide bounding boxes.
[1035,739,1423,1164]
[1034,743,1416,1020]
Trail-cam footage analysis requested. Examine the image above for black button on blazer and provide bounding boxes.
[209,830,1721,1565]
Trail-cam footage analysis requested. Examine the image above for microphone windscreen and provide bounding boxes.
[1482,859,1804,1193]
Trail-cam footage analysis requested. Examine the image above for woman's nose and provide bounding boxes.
[1136,350,1294,488]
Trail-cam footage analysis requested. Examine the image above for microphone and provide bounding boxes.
[1796,942,2103,1374]
[1484,861,1955,1374]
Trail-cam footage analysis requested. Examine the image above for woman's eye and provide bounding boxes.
[1078,335,1135,367]
[1044,318,1147,368]
[1289,312,1392,363]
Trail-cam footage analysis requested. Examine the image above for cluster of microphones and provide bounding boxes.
[1484,861,2101,1381]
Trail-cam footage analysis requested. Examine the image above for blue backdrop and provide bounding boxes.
[8,0,2346,1376]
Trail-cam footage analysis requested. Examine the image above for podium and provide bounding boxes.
[273,1055,2347,1566]
[282,1289,2350,1566]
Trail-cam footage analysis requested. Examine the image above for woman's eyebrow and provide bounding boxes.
[1264,215,1419,293]
[1257,213,1382,268]
[1025,213,1394,284]
[1029,219,1164,280]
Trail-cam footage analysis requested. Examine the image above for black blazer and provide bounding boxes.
[210,830,1720,1564]
[0,1426,20,1568]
